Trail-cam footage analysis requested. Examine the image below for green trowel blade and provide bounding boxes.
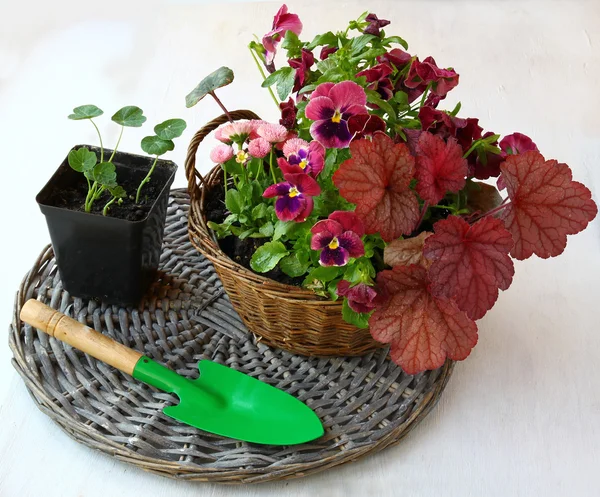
[133,357,324,445]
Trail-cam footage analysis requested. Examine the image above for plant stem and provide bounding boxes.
[418,82,433,109]
[108,125,124,163]
[208,91,233,122]
[249,46,280,108]
[472,198,511,222]
[85,181,98,212]
[415,201,429,231]
[269,148,278,184]
[136,155,159,203]
[223,166,228,196]
[103,196,117,216]
[463,139,482,159]
[90,119,104,163]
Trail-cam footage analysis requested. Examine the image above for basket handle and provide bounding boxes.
[184,110,261,202]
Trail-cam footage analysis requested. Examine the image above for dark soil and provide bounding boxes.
[42,150,172,222]
[204,184,303,287]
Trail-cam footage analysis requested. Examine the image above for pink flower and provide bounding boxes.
[499,132,538,155]
[263,173,321,222]
[337,281,378,313]
[257,123,288,143]
[219,121,255,143]
[248,137,271,158]
[278,139,325,177]
[262,4,303,64]
[209,144,234,163]
[305,81,368,148]
[310,211,365,266]
[214,127,231,144]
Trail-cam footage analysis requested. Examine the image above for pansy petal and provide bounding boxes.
[263,182,291,198]
[311,218,344,236]
[311,82,335,99]
[296,196,314,221]
[286,173,321,196]
[305,96,335,121]
[310,231,334,250]
[341,104,369,120]
[338,231,365,258]
[320,247,349,266]
[277,157,303,175]
[328,80,367,109]
[329,211,365,236]
[275,195,304,221]
[310,120,353,149]
[307,141,325,176]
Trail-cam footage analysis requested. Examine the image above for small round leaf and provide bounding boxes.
[141,135,175,156]
[68,105,104,120]
[109,185,127,198]
[154,118,187,140]
[68,147,97,172]
[185,67,234,108]
[111,106,146,127]
[93,162,117,187]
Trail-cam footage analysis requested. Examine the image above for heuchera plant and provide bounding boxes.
[67,105,186,215]
[194,6,597,374]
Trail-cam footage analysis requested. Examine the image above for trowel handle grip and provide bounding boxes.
[20,299,143,376]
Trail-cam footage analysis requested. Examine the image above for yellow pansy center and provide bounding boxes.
[331,109,342,123]
[288,186,300,198]
[299,159,308,169]
[328,237,340,250]
[235,150,248,164]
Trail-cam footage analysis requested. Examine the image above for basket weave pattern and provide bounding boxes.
[185,110,382,356]
[9,190,454,483]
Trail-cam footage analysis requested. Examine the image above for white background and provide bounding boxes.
[1,1,599,496]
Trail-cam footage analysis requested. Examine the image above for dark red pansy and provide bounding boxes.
[337,280,378,313]
[348,114,386,140]
[288,48,315,92]
[279,98,297,130]
[320,46,338,60]
[356,62,395,100]
[363,13,390,36]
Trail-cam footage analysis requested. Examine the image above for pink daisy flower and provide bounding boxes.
[257,123,288,143]
[248,137,271,158]
[209,144,234,163]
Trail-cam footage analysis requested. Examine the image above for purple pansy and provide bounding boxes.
[310,211,365,266]
[263,173,320,222]
[305,81,368,148]
[278,138,325,177]
[337,280,378,313]
[262,4,303,65]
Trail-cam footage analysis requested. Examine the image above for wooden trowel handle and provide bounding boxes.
[20,299,143,376]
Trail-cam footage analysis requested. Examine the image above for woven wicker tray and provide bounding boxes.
[8,189,454,484]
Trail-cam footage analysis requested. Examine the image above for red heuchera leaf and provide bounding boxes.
[424,216,514,320]
[499,151,598,260]
[384,232,432,268]
[415,131,468,204]
[332,133,420,241]
[369,265,478,374]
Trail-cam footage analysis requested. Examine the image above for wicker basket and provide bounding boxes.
[184,110,382,356]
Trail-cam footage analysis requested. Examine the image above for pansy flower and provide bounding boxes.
[377,48,412,68]
[278,138,325,176]
[305,81,368,148]
[336,280,378,313]
[499,132,538,155]
[289,49,315,92]
[356,62,394,100]
[405,56,459,98]
[263,173,320,222]
[363,13,391,37]
[262,4,303,65]
[279,98,297,130]
[347,114,386,141]
[310,211,365,266]
[320,46,338,60]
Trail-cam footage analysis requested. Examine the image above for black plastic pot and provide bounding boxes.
[36,145,177,305]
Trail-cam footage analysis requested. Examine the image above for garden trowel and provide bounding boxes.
[20,299,323,445]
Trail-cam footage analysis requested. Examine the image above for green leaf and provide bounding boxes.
[349,34,376,55]
[250,241,289,273]
[382,35,409,50]
[262,67,295,101]
[222,159,244,176]
[225,189,243,214]
[68,105,103,120]
[303,266,341,286]
[68,147,97,172]
[93,162,117,186]
[342,299,371,328]
[259,222,274,237]
[307,31,338,49]
[281,30,304,58]
[108,185,127,198]
[154,118,187,140]
[450,101,462,117]
[111,106,146,127]
[239,228,257,240]
[393,91,410,110]
[185,66,234,108]
[252,203,269,220]
[279,254,309,277]
[140,135,174,156]
[273,220,291,241]
[366,90,396,118]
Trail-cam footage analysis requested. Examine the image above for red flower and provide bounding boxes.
[356,62,394,100]
[288,49,315,92]
[337,281,377,313]
[378,48,412,68]
[279,98,297,130]
[405,56,459,99]
[363,13,390,36]
[262,4,303,64]
[319,46,338,60]
[499,132,538,155]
